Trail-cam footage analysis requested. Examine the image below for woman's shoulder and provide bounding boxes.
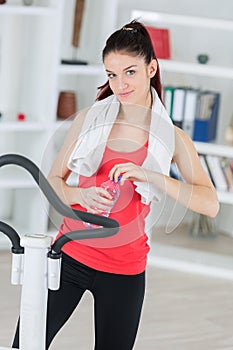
[63,107,90,143]
[73,107,89,123]
[173,125,197,159]
[174,125,192,143]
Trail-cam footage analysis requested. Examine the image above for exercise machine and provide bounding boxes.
[0,154,119,350]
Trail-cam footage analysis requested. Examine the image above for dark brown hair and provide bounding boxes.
[96,20,163,102]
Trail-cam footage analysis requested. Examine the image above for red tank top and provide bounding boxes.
[56,141,151,275]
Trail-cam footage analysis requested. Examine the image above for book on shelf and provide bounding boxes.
[146,26,171,59]
[170,153,233,194]
[205,155,228,192]
[219,158,233,192]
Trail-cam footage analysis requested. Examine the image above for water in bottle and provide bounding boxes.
[84,176,121,229]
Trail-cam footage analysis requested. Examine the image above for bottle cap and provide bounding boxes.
[117,175,122,182]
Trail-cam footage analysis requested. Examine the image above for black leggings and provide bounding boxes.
[12,253,145,350]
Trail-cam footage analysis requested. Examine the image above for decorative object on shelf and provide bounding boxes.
[224,113,233,145]
[22,0,33,5]
[57,91,77,120]
[197,53,209,64]
[189,213,217,239]
[0,0,6,4]
[17,113,26,121]
[61,0,88,66]
[146,26,171,59]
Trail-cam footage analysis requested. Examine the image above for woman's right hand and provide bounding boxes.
[78,187,114,214]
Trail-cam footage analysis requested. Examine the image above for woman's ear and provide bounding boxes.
[148,59,157,78]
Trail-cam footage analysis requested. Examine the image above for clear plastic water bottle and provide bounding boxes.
[84,176,121,229]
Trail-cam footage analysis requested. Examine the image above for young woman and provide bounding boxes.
[13,20,219,350]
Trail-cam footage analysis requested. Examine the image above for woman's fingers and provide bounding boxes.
[80,186,114,213]
[109,163,148,184]
[96,187,113,200]
[109,162,135,182]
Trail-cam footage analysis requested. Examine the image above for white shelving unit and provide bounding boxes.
[131,10,233,141]
[132,9,233,235]
[0,0,64,248]
[0,0,118,248]
[46,0,118,233]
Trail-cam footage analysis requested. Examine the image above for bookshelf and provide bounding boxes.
[0,0,118,249]
[131,9,233,235]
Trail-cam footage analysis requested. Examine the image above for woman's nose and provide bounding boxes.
[117,76,128,90]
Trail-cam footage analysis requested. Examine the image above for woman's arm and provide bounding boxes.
[47,109,87,206]
[109,127,219,218]
[159,126,219,217]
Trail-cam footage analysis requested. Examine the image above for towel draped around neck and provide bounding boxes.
[67,88,175,205]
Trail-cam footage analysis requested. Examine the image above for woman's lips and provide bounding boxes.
[118,90,134,98]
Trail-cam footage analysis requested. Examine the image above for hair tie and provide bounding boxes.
[122,26,138,33]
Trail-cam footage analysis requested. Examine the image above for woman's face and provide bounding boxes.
[104,51,157,107]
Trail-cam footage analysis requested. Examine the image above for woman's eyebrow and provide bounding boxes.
[106,65,138,73]
[123,64,137,71]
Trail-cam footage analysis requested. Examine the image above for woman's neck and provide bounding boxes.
[118,90,152,124]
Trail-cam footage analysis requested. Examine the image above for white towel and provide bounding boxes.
[67,88,175,204]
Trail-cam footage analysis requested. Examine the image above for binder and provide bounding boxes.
[182,88,199,139]
[171,87,186,128]
[163,86,175,119]
[220,158,233,192]
[193,91,220,142]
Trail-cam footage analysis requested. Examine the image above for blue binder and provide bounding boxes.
[193,92,220,142]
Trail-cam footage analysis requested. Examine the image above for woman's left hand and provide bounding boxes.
[109,162,152,185]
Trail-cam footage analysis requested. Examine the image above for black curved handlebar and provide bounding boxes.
[0,154,119,255]
[0,221,24,254]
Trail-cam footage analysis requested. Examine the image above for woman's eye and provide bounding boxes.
[107,73,116,79]
[126,70,135,76]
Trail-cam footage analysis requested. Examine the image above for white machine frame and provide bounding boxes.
[0,154,119,350]
[1,233,60,350]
